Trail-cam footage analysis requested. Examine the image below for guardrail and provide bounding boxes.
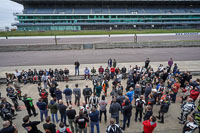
[0,33,200,40]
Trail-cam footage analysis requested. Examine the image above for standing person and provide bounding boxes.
[54,86,63,101]
[157,97,170,123]
[135,95,145,122]
[113,59,117,68]
[89,107,100,133]
[95,83,102,98]
[58,100,68,126]
[48,98,59,123]
[142,116,157,133]
[89,92,99,109]
[22,94,38,117]
[102,78,109,96]
[43,116,56,133]
[39,88,48,104]
[109,98,121,124]
[126,87,134,104]
[83,85,92,104]
[168,58,173,71]
[145,58,150,69]
[171,79,181,103]
[173,63,178,74]
[106,118,122,133]
[99,95,107,123]
[178,98,195,124]
[134,84,142,100]
[84,67,90,80]
[37,83,42,93]
[92,78,98,93]
[56,122,72,133]
[22,115,42,133]
[73,84,81,107]
[75,111,89,133]
[42,72,48,89]
[108,58,112,68]
[110,67,115,79]
[74,60,80,76]
[145,83,152,102]
[66,105,77,133]
[121,66,127,79]
[122,100,133,130]
[63,85,72,106]
[36,98,48,122]
[143,105,153,121]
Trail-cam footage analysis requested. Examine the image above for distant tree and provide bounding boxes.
[5,27,9,31]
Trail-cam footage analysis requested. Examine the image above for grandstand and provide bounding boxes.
[11,0,200,30]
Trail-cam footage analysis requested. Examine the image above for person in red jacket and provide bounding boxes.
[39,88,48,104]
[110,67,115,79]
[143,116,157,133]
[171,79,181,103]
[190,86,200,102]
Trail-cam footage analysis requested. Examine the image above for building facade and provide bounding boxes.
[12,0,200,30]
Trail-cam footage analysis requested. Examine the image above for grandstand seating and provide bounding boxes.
[23,7,200,14]
[74,8,91,14]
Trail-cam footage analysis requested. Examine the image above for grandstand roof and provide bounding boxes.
[11,0,200,5]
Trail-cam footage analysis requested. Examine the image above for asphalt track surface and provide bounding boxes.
[0,47,200,67]
[0,35,200,45]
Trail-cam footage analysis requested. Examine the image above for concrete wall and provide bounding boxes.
[0,41,200,52]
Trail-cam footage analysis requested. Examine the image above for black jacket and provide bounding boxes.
[58,104,67,115]
[160,101,170,113]
[143,110,153,121]
[123,101,132,117]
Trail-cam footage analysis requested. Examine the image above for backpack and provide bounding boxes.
[90,96,98,105]
[116,87,122,95]
[58,128,71,133]
[136,100,144,108]
[106,124,122,133]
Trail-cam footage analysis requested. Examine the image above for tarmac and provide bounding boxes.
[0,60,200,133]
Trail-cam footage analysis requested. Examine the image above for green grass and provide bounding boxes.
[0,29,200,37]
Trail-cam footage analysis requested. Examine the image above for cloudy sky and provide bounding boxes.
[0,0,23,29]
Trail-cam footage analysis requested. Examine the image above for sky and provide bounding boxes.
[0,0,23,29]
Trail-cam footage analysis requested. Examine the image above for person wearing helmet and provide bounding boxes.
[178,98,195,124]
[183,115,198,133]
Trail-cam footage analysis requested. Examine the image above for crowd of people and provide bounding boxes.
[0,58,200,133]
